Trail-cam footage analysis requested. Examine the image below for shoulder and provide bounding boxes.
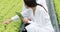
[36,6,50,19]
[36,5,49,16]
[36,5,44,10]
[36,5,45,12]
[36,5,47,13]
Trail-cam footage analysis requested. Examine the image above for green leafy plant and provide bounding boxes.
[54,0,60,25]
[0,0,23,32]
[16,12,24,31]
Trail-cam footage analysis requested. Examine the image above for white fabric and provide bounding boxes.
[25,5,54,32]
[11,5,54,32]
[11,15,19,21]
[11,0,54,32]
[11,8,32,21]
[37,0,48,12]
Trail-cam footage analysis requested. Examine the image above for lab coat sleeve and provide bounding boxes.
[22,4,26,11]
[11,9,32,21]
[21,10,31,18]
[11,15,19,21]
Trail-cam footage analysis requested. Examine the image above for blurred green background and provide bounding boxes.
[0,0,23,32]
[54,0,60,26]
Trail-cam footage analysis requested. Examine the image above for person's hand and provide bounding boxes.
[22,18,29,23]
[28,18,31,21]
[3,19,12,25]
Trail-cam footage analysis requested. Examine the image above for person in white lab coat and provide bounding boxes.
[3,0,54,32]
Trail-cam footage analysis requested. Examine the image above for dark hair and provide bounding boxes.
[24,0,47,12]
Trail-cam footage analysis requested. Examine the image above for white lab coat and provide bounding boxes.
[11,5,54,32]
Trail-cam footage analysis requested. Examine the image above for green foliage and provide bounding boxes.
[0,0,23,32]
[16,12,24,28]
[54,0,60,25]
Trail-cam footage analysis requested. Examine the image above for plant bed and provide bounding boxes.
[0,0,23,32]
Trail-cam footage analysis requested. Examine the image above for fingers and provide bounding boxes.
[27,17,31,21]
[22,18,29,23]
[3,21,9,25]
[3,19,12,25]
